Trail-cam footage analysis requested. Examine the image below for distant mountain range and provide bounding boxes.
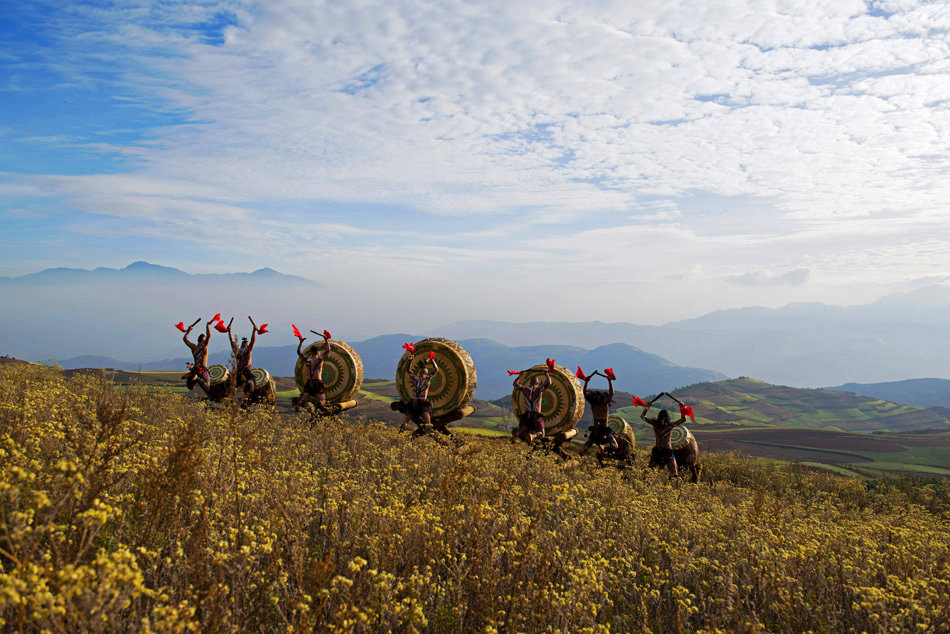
[54,334,727,400]
[8,261,950,389]
[433,285,950,387]
[0,261,322,362]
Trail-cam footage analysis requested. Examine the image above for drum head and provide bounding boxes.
[208,364,230,385]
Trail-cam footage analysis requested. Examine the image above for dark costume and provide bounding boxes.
[651,445,675,467]
[304,378,326,395]
[518,411,545,433]
[409,398,433,417]
[587,423,616,446]
[185,364,210,389]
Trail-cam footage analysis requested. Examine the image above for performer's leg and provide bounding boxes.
[667,456,679,478]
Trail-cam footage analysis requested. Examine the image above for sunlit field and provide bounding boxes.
[2,364,949,632]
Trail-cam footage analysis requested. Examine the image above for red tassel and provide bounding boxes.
[292,324,302,338]
[428,351,435,361]
[323,329,332,340]
[211,313,221,323]
[508,370,521,376]
[680,405,695,421]
[174,322,186,332]
[546,357,555,371]
[632,396,647,407]
[402,342,415,354]
[257,324,268,335]
[576,366,587,380]
[604,368,616,380]
[214,321,229,333]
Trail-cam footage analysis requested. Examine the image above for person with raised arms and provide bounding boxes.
[227,316,262,400]
[578,367,628,465]
[294,326,332,420]
[509,359,554,445]
[640,391,688,478]
[399,345,439,433]
[176,314,219,396]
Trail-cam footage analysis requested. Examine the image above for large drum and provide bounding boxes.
[396,338,477,417]
[607,414,636,450]
[512,364,585,436]
[294,340,364,403]
[248,368,276,406]
[249,367,272,389]
[208,364,230,386]
[670,425,693,450]
[206,364,233,401]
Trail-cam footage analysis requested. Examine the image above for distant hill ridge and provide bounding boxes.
[825,378,950,410]
[0,261,316,285]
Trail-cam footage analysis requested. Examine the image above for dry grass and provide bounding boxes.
[2,364,949,632]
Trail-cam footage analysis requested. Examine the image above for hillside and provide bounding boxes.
[649,377,950,433]
[2,363,949,632]
[825,378,950,409]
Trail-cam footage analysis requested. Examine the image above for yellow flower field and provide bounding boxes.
[1,364,949,632]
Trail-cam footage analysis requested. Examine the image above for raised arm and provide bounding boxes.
[606,375,614,401]
[247,316,257,351]
[666,392,687,425]
[204,317,213,341]
[640,393,660,423]
[542,369,552,389]
[296,335,307,361]
[183,318,201,350]
[316,332,331,360]
[226,318,238,353]
[430,357,439,376]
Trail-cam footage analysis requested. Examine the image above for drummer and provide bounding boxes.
[510,367,552,445]
[578,367,619,463]
[399,349,439,432]
[227,316,258,400]
[181,317,215,395]
[640,391,688,477]
[294,328,332,419]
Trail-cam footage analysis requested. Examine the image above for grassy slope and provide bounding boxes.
[59,367,950,476]
[668,377,950,431]
[3,364,950,632]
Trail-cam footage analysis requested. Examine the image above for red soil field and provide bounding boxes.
[698,428,906,453]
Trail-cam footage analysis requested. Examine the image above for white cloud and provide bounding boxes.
[6,0,950,324]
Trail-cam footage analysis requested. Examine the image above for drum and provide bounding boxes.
[512,363,585,436]
[249,367,272,388]
[396,338,477,417]
[294,340,364,403]
[208,364,230,386]
[670,425,693,450]
[607,414,636,450]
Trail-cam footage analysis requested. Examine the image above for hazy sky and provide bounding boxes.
[3,0,950,328]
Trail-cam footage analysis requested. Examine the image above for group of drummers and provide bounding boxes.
[177,316,696,476]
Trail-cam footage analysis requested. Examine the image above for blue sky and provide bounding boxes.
[3,0,950,330]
